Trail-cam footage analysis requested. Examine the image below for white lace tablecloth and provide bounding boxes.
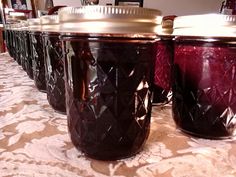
[0,53,236,177]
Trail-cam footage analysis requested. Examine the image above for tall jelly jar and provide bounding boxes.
[153,16,175,104]
[7,13,26,61]
[20,20,28,71]
[172,14,236,139]
[41,15,66,113]
[25,19,34,79]
[28,18,46,92]
[12,23,21,64]
[59,6,161,160]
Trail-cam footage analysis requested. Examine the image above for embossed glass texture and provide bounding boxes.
[153,38,173,104]
[173,38,236,139]
[62,36,155,160]
[43,33,66,113]
[30,32,46,92]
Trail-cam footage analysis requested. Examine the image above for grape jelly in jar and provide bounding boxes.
[41,15,66,113]
[29,18,46,92]
[59,6,161,160]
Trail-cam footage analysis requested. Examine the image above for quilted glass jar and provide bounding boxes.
[153,16,175,104]
[41,15,66,113]
[24,19,34,79]
[172,14,236,139]
[29,18,46,92]
[19,20,28,71]
[59,6,161,160]
[7,13,26,61]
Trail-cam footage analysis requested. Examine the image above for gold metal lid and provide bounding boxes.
[41,15,59,32]
[173,13,236,37]
[158,15,176,36]
[59,6,162,37]
[28,18,41,31]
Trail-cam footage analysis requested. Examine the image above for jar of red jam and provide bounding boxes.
[153,15,175,104]
[59,6,161,160]
[28,18,46,92]
[41,15,66,113]
[172,14,236,139]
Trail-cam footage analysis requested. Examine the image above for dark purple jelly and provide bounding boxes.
[5,28,11,54]
[153,38,173,104]
[62,36,155,160]
[43,33,66,113]
[30,32,46,92]
[173,37,236,139]
[20,31,27,71]
[15,31,22,65]
[25,31,34,79]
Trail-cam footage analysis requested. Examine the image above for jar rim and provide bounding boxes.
[58,6,162,35]
[173,13,236,37]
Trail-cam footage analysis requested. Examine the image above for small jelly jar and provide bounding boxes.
[153,16,175,104]
[28,18,46,92]
[59,6,161,160]
[7,23,15,59]
[41,15,66,113]
[19,20,28,71]
[7,13,26,61]
[24,19,33,79]
[172,14,236,139]
[10,23,19,62]
[5,24,11,55]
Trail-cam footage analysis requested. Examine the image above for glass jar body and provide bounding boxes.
[62,34,156,160]
[20,30,27,71]
[30,31,46,92]
[43,32,66,113]
[173,37,236,139]
[153,36,173,104]
[25,31,34,79]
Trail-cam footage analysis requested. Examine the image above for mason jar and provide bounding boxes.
[7,13,26,60]
[19,20,28,71]
[7,23,17,59]
[41,15,66,113]
[28,18,46,92]
[153,15,175,104]
[5,24,11,54]
[25,19,34,79]
[59,6,161,160]
[172,14,236,139]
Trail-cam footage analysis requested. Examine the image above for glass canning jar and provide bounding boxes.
[19,20,28,71]
[41,15,66,113]
[28,18,46,92]
[25,19,34,79]
[59,6,161,160]
[7,13,26,60]
[172,14,236,139]
[5,24,11,55]
[153,15,175,105]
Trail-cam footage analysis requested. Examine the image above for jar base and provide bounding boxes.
[77,146,144,161]
[177,127,236,140]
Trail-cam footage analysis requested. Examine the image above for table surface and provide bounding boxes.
[1,53,236,177]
